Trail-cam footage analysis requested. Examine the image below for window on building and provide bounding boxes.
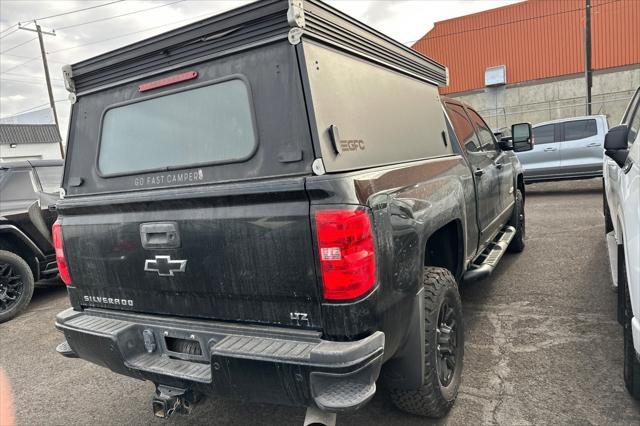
[562,119,597,141]
[533,124,555,145]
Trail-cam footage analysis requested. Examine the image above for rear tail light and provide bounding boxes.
[52,219,71,285]
[314,208,376,301]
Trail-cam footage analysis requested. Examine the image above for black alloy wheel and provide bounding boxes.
[0,262,23,312]
[0,250,35,323]
[436,301,458,386]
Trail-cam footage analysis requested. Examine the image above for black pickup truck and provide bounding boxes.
[54,0,533,422]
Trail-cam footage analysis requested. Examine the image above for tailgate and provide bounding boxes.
[61,179,322,328]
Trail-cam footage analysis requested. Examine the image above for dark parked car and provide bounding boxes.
[53,0,532,422]
[0,159,62,322]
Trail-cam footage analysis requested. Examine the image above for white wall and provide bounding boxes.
[0,142,62,162]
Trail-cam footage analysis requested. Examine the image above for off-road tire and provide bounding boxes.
[507,189,525,253]
[0,250,34,323]
[389,267,463,418]
[621,248,640,399]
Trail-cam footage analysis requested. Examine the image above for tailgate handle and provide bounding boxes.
[140,222,181,249]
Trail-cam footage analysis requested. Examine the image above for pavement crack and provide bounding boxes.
[487,312,509,425]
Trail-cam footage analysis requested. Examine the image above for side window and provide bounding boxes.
[562,119,597,141]
[467,109,497,152]
[533,124,555,145]
[628,104,640,145]
[445,103,481,153]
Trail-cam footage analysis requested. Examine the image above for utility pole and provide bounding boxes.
[19,21,64,158]
[584,0,592,115]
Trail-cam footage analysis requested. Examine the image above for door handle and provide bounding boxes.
[586,142,601,147]
[543,147,557,152]
[494,162,503,170]
[474,168,485,177]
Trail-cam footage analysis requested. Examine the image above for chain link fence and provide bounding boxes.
[477,89,636,130]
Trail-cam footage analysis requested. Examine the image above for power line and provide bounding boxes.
[49,10,217,55]
[0,23,19,36]
[0,77,63,86]
[1,99,67,119]
[0,28,20,40]
[34,0,125,22]
[2,52,66,64]
[1,52,35,59]
[0,36,37,55]
[1,57,39,74]
[57,0,187,31]
[0,0,124,41]
[2,72,63,82]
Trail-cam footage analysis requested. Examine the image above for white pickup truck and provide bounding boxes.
[603,85,640,399]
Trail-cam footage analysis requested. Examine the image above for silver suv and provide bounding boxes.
[516,115,608,182]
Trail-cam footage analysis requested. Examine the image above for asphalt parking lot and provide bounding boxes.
[1,178,639,425]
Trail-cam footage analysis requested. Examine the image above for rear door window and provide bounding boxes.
[445,103,481,153]
[98,78,257,176]
[533,124,555,144]
[466,109,498,153]
[562,119,597,141]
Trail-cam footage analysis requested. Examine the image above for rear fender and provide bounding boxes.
[0,224,44,258]
[0,224,43,278]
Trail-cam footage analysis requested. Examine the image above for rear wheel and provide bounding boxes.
[0,250,34,323]
[507,189,525,253]
[390,267,463,418]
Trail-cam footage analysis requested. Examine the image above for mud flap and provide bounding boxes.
[379,287,425,390]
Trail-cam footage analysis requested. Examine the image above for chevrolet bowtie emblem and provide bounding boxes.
[144,255,187,277]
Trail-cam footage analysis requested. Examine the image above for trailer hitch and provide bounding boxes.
[151,385,200,419]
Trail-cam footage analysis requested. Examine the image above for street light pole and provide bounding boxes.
[19,21,64,159]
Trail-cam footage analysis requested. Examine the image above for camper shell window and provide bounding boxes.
[97,77,257,177]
